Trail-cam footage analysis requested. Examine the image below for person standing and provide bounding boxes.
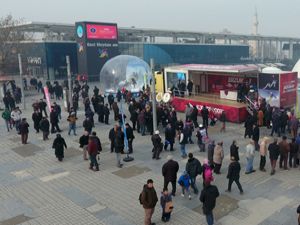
[32,110,42,133]
[67,112,78,136]
[230,140,239,161]
[39,117,50,141]
[151,130,162,160]
[200,181,220,225]
[213,142,224,174]
[225,157,243,194]
[207,140,215,166]
[115,126,124,168]
[289,138,298,168]
[50,107,61,133]
[245,140,256,174]
[179,127,189,158]
[107,94,114,110]
[109,125,118,153]
[79,131,89,160]
[201,105,209,128]
[162,155,179,196]
[11,107,22,133]
[125,123,135,154]
[19,118,29,144]
[139,179,158,225]
[187,79,193,96]
[138,109,146,136]
[2,108,11,132]
[164,123,176,151]
[52,134,67,161]
[252,124,260,151]
[297,205,300,225]
[279,136,290,170]
[268,138,280,175]
[186,153,202,194]
[219,111,226,132]
[103,103,110,125]
[83,117,93,134]
[160,188,173,223]
[87,136,99,171]
[39,99,48,117]
[259,137,269,172]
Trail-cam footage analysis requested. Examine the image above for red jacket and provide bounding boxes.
[88,141,98,156]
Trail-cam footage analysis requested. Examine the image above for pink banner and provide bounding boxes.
[171,97,248,123]
[43,86,51,112]
[86,24,118,40]
[280,72,297,107]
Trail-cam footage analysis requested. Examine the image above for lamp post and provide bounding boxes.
[18,54,25,110]
[150,58,157,132]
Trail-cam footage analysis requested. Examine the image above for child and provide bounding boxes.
[178,171,191,200]
[160,188,173,222]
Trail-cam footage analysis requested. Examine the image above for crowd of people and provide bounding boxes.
[1,78,300,225]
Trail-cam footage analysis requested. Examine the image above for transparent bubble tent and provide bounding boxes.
[100,55,152,94]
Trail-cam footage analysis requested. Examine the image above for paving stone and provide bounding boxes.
[64,147,83,158]
[112,165,151,179]
[48,167,66,174]
[0,214,33,225]
[11,144,42,157]
[0,198,35,221]
[60,187,97,208]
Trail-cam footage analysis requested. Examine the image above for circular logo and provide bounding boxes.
[77,25,83,38]
[90,28,96,33]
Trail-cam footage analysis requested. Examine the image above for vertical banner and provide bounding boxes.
[279,72,298,108]
[44,86,52,111]
[258,73,279,107]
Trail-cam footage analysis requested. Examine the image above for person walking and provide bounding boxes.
[67,112,78,136]
[162,155,179,196]
[52,134,67,161]
[19,118,29,144]
[219,111,226,132]
[2,108,12,132]
[39,117,50,141]
[213,142,224,174]
[83,117,93,134]
[200,181,220,225]
[39,99,48,117]
[32,110,42,133]
[252,124,260,151]
[201,105,209,128]
[139,179,158,225]
[245,140,256,174]
[87,136,99,171]
[186,153,202,194]
[279,136,290,170]
[230,140,239,161]
[225,157,243,194]
[259,137,269,172]
[207,140,215,166]
[268,138,280,175]
[160,188,173,223]
[151,130,162,160]
[79,131,89,160]
[289,138,298,168]
[125,123,135,154]
[178,171,191,200]
[50,107,61,133]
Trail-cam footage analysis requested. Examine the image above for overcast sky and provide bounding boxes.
[1,0,299,37]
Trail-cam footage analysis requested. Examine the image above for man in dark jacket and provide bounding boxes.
[201,106,209,128]
[107,94,114,110]
[200,181,219,225]
[115,127,124,168]
[39,117,50,141]
[50,107,61,133]
[268,138,280,175]
[83,117,93,134]
[87,136,99,171]
[244,116,254,138]
[207,140,215,166]
[186,153,202,194]
[125,123,134,154]
[52,134,67,161]
[103,103,110,125]
[225,157,243,194]
[162,155,179,196]
[289,138,298,168]
[109,125,118,153]
[140,179,158,225]
[19,118,29,144]
[151,130,162,160]
[39,99,48,117]
[79,131,89,160]
[230,140,240,161]
[32,110,42,133]
[252,124,260,150]
[164,123,176,151]
[279,136,290,170]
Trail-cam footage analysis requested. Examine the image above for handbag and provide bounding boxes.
[165,201,174,213]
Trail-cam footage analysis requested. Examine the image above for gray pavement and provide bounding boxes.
[0,93,299,225]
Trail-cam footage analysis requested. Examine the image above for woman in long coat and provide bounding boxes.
[52,134,67,161]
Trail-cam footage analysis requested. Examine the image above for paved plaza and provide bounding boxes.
[0,93,299,225]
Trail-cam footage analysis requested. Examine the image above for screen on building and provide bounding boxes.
[75,21,119,81]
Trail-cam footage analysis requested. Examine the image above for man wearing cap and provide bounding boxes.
[151,130,162,160]
[162,155,179,196]
[139,179,158,225]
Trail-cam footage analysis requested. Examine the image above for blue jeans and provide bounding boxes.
[246,157,254,173]
[190,177,198,194]
[68,124,76,135]
[140,124,145,135]
[180,144,187,157]
[205,212,214,225]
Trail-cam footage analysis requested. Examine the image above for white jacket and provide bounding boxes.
[11,110,21,121]
[246,144,255,158]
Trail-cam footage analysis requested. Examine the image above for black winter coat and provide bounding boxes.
[165,127,176,142]
[227,161,241,180]
[186,157,202,178]
[230,144,240,161]
[39,118,50,132]
[268,142,280,160]
[200,184,219,214]
[162,160,179,182]
[52,137,67,158]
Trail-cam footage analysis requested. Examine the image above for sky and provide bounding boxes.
[1,0,300,37]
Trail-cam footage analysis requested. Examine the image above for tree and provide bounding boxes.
[0,14,31,74]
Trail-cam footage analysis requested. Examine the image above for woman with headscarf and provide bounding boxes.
[52,134,67,161]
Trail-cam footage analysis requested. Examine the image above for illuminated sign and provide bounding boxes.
[86,24,118,40]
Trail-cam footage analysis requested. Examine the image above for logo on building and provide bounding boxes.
[99,49,108,58]
[77,25,84,38]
